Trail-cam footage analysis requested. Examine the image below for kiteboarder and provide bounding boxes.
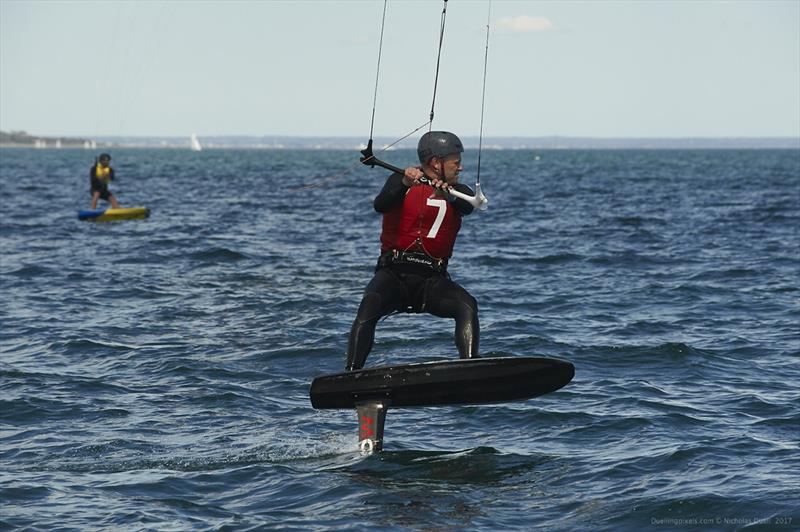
[90,153,120,209]
[346,131,480,371]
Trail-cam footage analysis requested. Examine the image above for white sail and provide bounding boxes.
[190,133,202,152]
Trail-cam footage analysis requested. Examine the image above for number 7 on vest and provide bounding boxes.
[426,198,448,239]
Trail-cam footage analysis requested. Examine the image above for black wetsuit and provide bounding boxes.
[346,174,480,371]
[90,165,115,201]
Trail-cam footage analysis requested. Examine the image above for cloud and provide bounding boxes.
[495,15,555,33]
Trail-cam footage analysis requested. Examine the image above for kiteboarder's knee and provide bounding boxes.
[455,293,478,321]
[355,292,384,325]
[465,293,478,314]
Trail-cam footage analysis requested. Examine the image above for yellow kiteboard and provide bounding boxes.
[78,207,150,221]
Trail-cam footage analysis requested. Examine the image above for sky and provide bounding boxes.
[1,0,799,139]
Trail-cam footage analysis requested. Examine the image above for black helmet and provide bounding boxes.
[98,153,111,162]
[417,131,463,164]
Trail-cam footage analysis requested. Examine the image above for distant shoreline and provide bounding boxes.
[1,131,798,150]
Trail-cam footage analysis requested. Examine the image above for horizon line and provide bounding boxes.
[2,130,799,141]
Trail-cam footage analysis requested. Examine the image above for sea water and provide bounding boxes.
[1,147,798,530]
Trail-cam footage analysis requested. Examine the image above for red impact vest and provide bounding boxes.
[380,184,462,259]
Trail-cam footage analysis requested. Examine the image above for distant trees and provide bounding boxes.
[0,130,35,144]
[0,130,89,146]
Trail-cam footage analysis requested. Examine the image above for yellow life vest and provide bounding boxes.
[95,163,112,185]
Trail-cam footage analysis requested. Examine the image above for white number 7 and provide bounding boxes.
[426,198,447,238]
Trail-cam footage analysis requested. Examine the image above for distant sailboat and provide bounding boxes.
[190,133,202,152]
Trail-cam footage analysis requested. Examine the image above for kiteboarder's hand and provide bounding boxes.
[402,167,424,187]
[427,176,450,191]
[404,167,450,191]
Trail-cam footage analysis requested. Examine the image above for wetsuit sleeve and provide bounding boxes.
[450,183,475,216]
[109,168,115,181]
[373,172,408,213]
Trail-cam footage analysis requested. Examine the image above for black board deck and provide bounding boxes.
[309,357,575,409]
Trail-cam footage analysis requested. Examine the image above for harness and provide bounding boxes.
[376,249,448,314]
[379,249,448,274]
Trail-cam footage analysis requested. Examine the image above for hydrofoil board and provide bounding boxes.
[310,356,574,409]
[310,356,574,452]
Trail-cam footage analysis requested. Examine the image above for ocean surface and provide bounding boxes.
[1,147,798,531]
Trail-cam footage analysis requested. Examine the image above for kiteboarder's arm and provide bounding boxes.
[373,168,473,214]
[90,167,102,190]
[449,183,475,215]
[374,172,411,213]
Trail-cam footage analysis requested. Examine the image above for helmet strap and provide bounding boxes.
[422,157,445,180]
[436,160,445,180]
